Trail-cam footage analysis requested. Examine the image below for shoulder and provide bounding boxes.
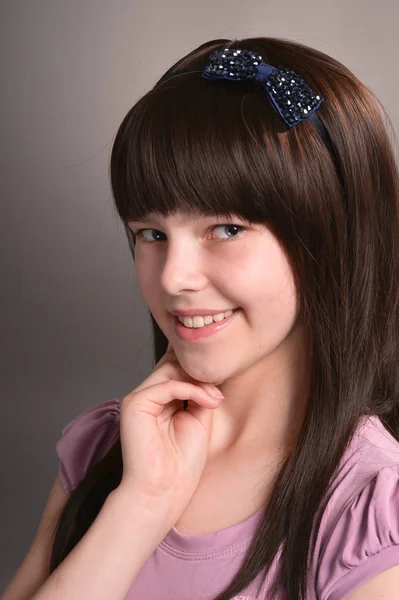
[312,416,399,600]
[56,398,121,495]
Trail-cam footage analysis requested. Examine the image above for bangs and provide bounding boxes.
[111,73,321,228]
[111,73,304,221]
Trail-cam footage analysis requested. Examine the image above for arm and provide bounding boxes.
[1,474,68,600]
[31,486,173,600]
[345,564,399,600]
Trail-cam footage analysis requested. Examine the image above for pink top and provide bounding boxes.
[56,398,399,599]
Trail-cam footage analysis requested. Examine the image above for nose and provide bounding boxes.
[160,241,208,296]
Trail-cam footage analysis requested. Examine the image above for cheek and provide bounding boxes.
[134,262,159,305]
[238,249,297,321]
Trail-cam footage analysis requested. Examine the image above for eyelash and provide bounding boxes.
[132,224,246,244]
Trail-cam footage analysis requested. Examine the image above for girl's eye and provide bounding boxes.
[133,224,246,244]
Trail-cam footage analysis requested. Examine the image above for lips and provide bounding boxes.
[175,308,239,327]
[174,308,241,342]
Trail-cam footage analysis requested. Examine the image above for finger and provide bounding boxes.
[126,380,221,418]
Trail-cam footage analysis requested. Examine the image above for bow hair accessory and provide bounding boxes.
[202,48,324,130]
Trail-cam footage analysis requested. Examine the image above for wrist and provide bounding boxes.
[108,484,177,535]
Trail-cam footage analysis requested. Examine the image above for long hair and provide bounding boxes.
[49,37,399,599]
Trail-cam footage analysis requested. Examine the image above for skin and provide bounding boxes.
[129,210,311,461]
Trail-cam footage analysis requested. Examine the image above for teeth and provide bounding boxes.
[178,310,235,329]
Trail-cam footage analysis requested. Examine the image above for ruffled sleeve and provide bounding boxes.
[55,398,120,495]
[317,464,399,600]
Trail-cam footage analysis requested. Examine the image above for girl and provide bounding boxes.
[4,36,399,600]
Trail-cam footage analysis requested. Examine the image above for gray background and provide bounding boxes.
[1,0,398,590]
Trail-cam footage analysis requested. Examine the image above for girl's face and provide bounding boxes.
[129,212,300,384]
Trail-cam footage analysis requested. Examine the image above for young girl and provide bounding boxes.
[4,36,399,600]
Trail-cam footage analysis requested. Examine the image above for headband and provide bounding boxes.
[162,47,334,155]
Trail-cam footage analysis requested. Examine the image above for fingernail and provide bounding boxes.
[211,389,225,399]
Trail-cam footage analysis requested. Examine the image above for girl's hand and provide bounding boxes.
[117,343,224,520]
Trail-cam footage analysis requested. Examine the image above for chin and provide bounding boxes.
[199,379,226,386]
[172,349,228,385]
[184,366,227,386]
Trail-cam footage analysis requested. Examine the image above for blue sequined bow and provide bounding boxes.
[202,48,324,129]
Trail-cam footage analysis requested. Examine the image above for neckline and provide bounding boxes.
[161,504,266,554]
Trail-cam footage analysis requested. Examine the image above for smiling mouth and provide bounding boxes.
[175,308,240,329]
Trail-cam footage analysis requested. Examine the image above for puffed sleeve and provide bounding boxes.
[55,398,120,495]
[317,464,399,600]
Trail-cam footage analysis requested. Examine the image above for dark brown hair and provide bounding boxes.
[49,37,399,599]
